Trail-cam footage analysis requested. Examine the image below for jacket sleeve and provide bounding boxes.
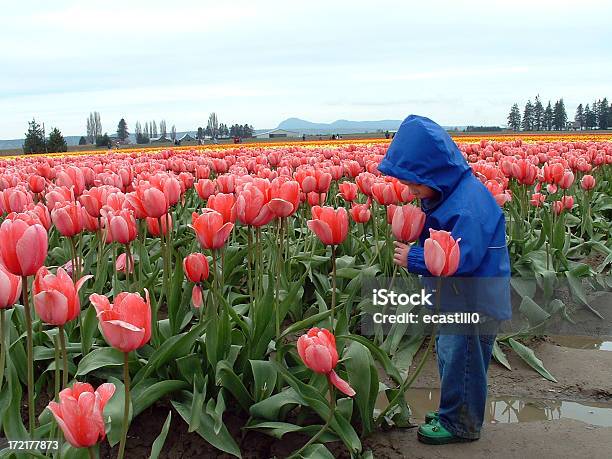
[407,210,494,276]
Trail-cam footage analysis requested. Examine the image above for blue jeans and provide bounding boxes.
[435,321,498,439]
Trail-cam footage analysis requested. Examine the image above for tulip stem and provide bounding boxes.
[289,379,335,459]
[375,277,441,426]
[330,245,337,333]
[59,325,69,388]
[117,352,130,459]
[22,275,35,436]
[275,219,284,339]
[0,310,5,389]
[246,228,254,308]
[88,446,96,459]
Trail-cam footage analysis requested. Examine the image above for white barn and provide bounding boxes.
[254,128,301,139]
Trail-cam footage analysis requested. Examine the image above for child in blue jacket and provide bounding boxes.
[377,115,511,444]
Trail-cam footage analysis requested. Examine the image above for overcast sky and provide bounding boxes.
[1,0,610,138]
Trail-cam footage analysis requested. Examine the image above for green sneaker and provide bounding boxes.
[424,410,439,424]
[417,419,474,445]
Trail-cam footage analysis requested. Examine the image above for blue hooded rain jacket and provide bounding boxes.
[378,115,511,320]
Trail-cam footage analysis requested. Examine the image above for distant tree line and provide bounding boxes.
[23,119,68,154]
[465,126,503,132]
[507,96,610,131]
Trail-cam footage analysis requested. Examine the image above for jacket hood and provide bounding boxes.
[377,115,471,203]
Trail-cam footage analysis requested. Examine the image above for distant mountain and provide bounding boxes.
[276,118,403,134]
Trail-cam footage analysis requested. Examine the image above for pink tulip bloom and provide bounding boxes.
[235,184,274,227]
[558,171,574,190]
[391,204,426,243]
[90,290,152,352]
[424,229,461,277]
[307,206,349,246]
[349,201,371,224]
[146,214,172,237]
[269,179,300,217]
[27,175,46,194]
[0,263,22,309]
[191,209,234,250]
[47,382,116,449]
[115,253,134,274]
[208,193,236,224]
[297,327,355,397]
[371,181,398,206]
[580,175,596,191]
[195,179,216,200]
[33,267,91,326]
[338,182,358,202]
[51,201,84,238]
[103,209,138,245]
[0,219,48,277]
[183,253,210,283]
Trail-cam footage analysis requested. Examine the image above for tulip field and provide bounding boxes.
[0,135,611,458]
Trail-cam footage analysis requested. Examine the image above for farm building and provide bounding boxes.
[178,133,195,142]
[150,135,172,143]
[254,128,301,139]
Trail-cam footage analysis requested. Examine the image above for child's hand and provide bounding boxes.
[393,241,410,268]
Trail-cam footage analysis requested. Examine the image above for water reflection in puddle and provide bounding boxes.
[551,335,612,351]
[383,389,612,427]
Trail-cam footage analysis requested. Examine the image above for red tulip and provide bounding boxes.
[269,179,300,217]
[371,181,398,206]
[0,187,33,214]
[27,175,46,194]
[115,253,134,274]
[47,382,116,449]
[558,171,574,190]
[349,202,371,224]
[580,175,596,191]
[543,163,564,184]
[0,263,22,309]
[338,182,358,202]
[191,209,234,250]
[183,253,210,283]
[235,184,274,227]
[510,159,538,185]
[307,206,349,246]
[391,204,426,242]
[297,328,355,397]
[89,290,152,352]
[33,267,91,326]
[0,219,48,277]
[103,209,138,244]
[51,201,84,237]
[195,179,216,200]
[208,193,236,224]
[424,229,461,277]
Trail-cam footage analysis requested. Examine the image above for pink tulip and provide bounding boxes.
[558,171,574,190]
[27,175,46,194]
[307,206,349,246]
[191,209,234,250]
[103,209,138,245]
[371,181,398,206]
[0,219,48,277]
[391,204,426,243]
[208,193,236,224]
[423,229,461,277]
[183,253,210,283]
[297,327,355,397]
[51,201,84,237]
[115,253,134,274]
[33,267,91,326]
[580,175,596,191]
[349,201,371,223]
[269,179,300,217]
[195,179,216,200]
[0,263,22,309]
[235,184,274,227]
[146,214,172,237]
[338,182,358,202]
[47,382,116,448]
[89,290,152,352]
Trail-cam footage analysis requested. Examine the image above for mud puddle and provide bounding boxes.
[378,388,612,427]
[550,335,612,351]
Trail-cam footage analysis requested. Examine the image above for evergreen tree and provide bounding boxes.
[197,127,204,140]
[592,100,600,129]
[598,98,609,130]
[96,133,112,148]
[552,99,567,130]
[47,127,68,153]
[152,120,158,137]
[171,124,176,141]
[117,118,128,140]
[79,136,87,145]
[584,104,595,129]
[575,104,585,130]
[544,101,554,130]
[23,118,46,154]
[207,112,219,139]
[507,103,521,131]
[160,120,167,137]
[533,95,544,130]
[522,100,534,131]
